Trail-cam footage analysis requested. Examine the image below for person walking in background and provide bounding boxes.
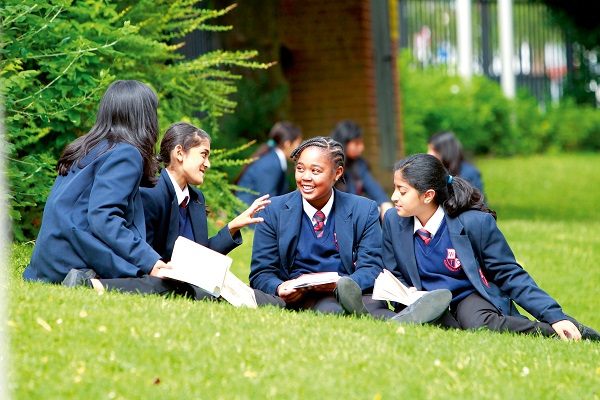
[330,120,393,221]
[427,131,484,195]
[250,137,451,322]
[63,122,283,307]
[23,80,170,283]
[382,153,599,341]
[235,121,303,207]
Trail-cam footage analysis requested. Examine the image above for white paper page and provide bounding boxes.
[290,272,341,289]
[160,236,231,297]
[220,271,257,308]
[373,269,427,305]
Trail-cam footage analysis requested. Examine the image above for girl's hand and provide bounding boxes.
[277,279,308,304]
[551,320,582,341]
[149,260,171,277]
[228,194,271,236]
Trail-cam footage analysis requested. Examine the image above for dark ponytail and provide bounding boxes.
[394,154,496,219]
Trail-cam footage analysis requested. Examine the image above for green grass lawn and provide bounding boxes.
[7,153,600,399]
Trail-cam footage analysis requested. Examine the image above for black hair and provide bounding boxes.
[394,153,496,219]
[290,136,346,184]
[57,80,160,187]
[428,131,465,176]
[234,121,302,184]
[330,120,363,151]
[158,122,211,167]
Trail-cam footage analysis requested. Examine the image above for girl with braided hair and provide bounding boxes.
[250,137,451,321]
[382,153,599,340]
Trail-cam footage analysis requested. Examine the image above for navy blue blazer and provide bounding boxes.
[236,149,288,206]
[249,189,384,295]
[140,169,242,261]
[337,157,390,206]
[382,208,567,324]
[24,142,161,283]
[459,161,484,194]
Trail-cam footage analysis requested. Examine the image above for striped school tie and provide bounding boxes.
[313,211,326,238]
[417,228,432,245]
[180,196,189,209]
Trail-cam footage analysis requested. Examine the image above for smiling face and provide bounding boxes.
[391,169,437,224]
[168,139,211,189]
[295,146,343,210]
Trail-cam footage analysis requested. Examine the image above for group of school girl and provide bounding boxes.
[24,80,599,342]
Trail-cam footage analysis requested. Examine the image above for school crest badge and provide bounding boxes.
[444,248,462,272]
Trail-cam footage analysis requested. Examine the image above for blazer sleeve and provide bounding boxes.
[208,226,242,255]
[476,213,566,324]
[358,159,391,206]
[249,205,286,295]
[87,146,160,275]
[346,200,384,291]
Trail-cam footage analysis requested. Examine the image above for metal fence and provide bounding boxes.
[398,0,569,105]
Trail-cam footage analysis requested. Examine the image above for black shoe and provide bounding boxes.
[564,314,600,341]
[391,289,452,325]
[334,277,369,317]
[62,268,97,288]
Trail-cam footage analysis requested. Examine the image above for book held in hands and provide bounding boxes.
[289,272,341,289]
[159,237,257,307]
[372,269,427,306]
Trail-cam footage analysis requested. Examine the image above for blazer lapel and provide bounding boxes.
[333,194,354,272]
[279,192,302,271]
[447,215,494,302]
[398,217,422,288]
[161,171,180,260]
[188,190,208,247]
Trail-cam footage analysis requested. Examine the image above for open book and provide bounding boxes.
[159,236,231,297]
[220,271,257,308]
[372,269,427,306]
[160,237,257,308]
[290,272,341,289]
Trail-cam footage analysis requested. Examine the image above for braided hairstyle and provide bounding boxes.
[290,136,346,184]
[394,154,496,219]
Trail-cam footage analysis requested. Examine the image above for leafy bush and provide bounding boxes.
[2,0,270,241]
[399,50,600,156]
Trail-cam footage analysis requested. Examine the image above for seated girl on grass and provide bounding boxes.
[63,122,284,307]
[249,137,451,322]
[24,80,169,283]
[382,153,599,341]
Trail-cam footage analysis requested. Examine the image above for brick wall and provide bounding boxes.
[279,0,385,176]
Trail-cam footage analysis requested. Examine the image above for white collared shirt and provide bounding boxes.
[413,205,445,238]
[165,169,190,207]
[302,191,335,226]
[274,147,287,171]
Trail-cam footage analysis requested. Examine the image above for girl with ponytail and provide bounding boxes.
[381,153,599,341]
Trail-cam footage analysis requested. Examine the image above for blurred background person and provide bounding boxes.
[235,121,303,206]
[330,120,393,221]
[427,131,484,195]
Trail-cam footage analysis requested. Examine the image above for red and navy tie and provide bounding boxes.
[180,196,189,209]
[417,228,432,245]
[313,211,326,238]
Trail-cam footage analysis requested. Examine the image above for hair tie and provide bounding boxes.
[267,139,276,148]
[447,175,453,184]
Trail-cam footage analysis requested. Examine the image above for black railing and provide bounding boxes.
[398,0,569,105]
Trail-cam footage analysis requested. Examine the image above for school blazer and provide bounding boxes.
[24,142,161,283]
[140,169,241,262]
[236,149,287,206]
[249,189,384,295]
[382,208,567,324]
[459,161,484,194]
